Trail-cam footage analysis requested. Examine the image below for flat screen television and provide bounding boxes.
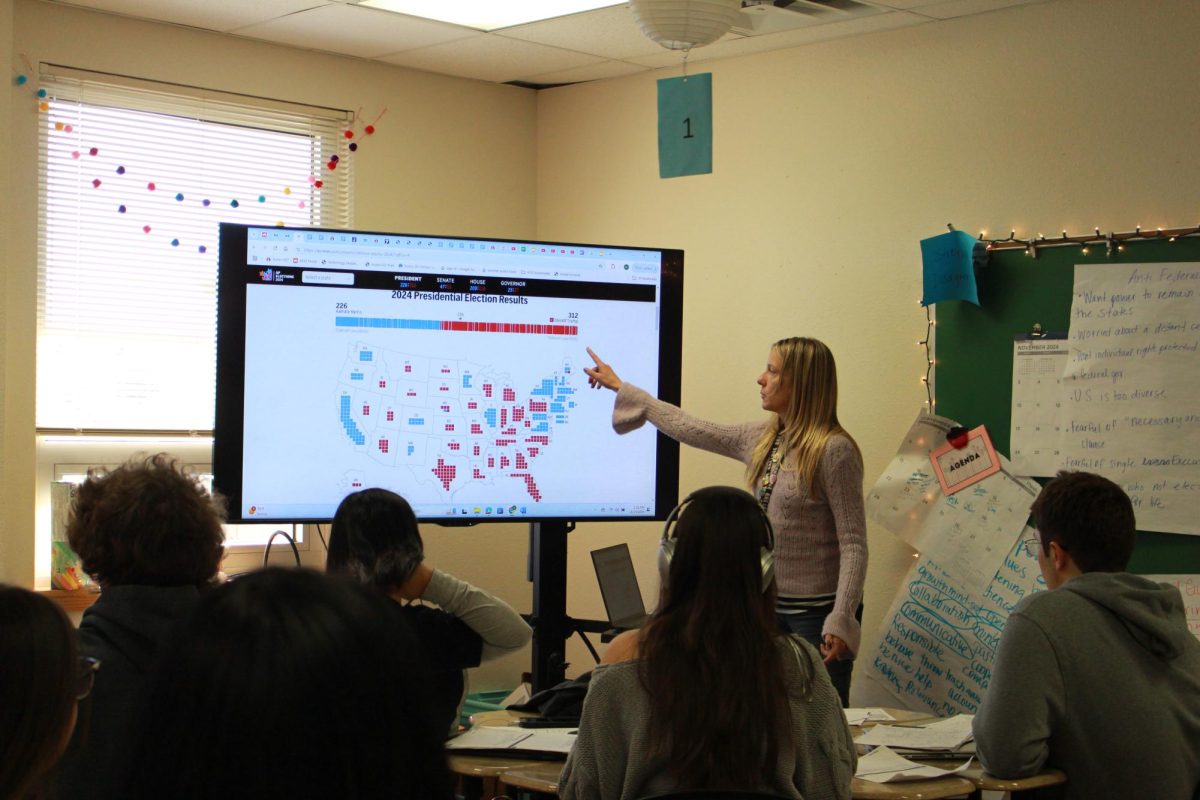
[213,223,683,523]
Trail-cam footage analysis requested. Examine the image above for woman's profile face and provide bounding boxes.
[757,348,792,414]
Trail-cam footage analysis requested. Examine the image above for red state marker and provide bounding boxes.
[431,458,456,491]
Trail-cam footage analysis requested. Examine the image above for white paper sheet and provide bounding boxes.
[856,714,974,751]
[854,746,973,782]
[844,707,897,726]
[1060,263,1200,534]
[446,725,576,754]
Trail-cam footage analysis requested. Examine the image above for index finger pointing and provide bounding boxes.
[586,347,603,366]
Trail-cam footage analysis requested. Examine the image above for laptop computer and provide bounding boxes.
[590,543,649,633]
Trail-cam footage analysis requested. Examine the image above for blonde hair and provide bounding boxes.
[746,337,859,500]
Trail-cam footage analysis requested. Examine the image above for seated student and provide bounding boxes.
[116,567,454,800]
[326,488,532,733]
[973,471,1200,799]
[54,453,226,797]
[0,585,92,800]
[560,486,856,800]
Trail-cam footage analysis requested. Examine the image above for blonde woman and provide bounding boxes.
[585,337,866,704]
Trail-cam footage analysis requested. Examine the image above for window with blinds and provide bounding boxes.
[37,69,353,431]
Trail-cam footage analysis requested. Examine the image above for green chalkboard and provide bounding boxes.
[935,238,1200,574]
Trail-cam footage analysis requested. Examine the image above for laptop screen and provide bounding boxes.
[590,543,647,628]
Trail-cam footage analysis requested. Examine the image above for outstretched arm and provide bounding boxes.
[587,347,764,462]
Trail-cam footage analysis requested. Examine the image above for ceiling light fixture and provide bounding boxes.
[356,0,625,32]
[628,0,742,50]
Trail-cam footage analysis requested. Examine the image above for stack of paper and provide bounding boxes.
[854,714,975,758]
[855,746,973,783]
[445,725,576,756]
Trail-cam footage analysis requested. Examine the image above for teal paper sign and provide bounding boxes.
[921,230,981,306]
[657,74,712,179]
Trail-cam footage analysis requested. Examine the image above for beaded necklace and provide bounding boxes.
[757,432,784,513]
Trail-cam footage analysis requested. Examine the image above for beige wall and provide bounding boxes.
[533,0,1200,695]
[5,0,1200,696]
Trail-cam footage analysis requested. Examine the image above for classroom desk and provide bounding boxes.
[938,763,1067,799]
[497,761,563,797]
[500,769,981,800]
[849,775,976,800]
[456,708,1067,800]
[448,753,551,800]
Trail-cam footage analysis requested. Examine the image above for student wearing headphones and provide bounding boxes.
[559,487,855,800]
[586,338,867,705]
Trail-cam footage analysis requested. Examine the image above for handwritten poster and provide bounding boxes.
[1142,574,1200,642]
[857,526,1046,716]
[1060,263,1200,534]
[1010,337,1068,476]
[861,415,1041,713]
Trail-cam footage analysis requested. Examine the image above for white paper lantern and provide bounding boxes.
[629,0,742,51]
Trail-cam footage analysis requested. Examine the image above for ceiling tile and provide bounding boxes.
[911,0,1047,20]
[381,35,604,84]
[496,5,667,60]
[231,3,476,58]
[520,59,649,86]
[627,10,928,68]
[50,0,326,32]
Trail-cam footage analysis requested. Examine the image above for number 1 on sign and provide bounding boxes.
[656,73,712,178]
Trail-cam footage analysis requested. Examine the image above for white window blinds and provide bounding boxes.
[37,68,353,431]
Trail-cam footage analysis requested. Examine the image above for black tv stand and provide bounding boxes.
[527,521,611,692]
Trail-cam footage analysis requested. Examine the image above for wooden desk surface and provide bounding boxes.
[446,753,550,778]
[498,762,563,795]
[849,775,975,800]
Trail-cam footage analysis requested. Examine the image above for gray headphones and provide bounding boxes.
[658,489,776,593]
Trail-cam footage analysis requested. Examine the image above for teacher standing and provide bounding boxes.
[585,337,867,705]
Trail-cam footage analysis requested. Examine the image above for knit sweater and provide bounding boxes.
[613,383,868,654]
[558,635,856,800]
[973,572,1200,800]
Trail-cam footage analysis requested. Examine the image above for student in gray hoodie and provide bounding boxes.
[52,454,226,799]
[973,471,1200,800]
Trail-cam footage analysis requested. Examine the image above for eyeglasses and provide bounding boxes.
[1021,538,1042,559]
[76,656,100,701]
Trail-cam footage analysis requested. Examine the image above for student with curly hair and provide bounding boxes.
[54,453,226,797]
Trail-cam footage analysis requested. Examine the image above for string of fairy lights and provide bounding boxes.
[918,220,1200,413]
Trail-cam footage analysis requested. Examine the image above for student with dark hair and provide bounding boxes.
[974,471,1200,799]
[560,487,855,800]
[327,488,531,733]
[118,567,454,800]
[54,453,226,796]
[0,585,93,800]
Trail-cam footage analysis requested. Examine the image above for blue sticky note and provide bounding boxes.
[920,230,981,306]
[657,74,712,179]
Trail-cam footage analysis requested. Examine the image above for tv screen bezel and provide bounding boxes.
[213,222,683,525]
